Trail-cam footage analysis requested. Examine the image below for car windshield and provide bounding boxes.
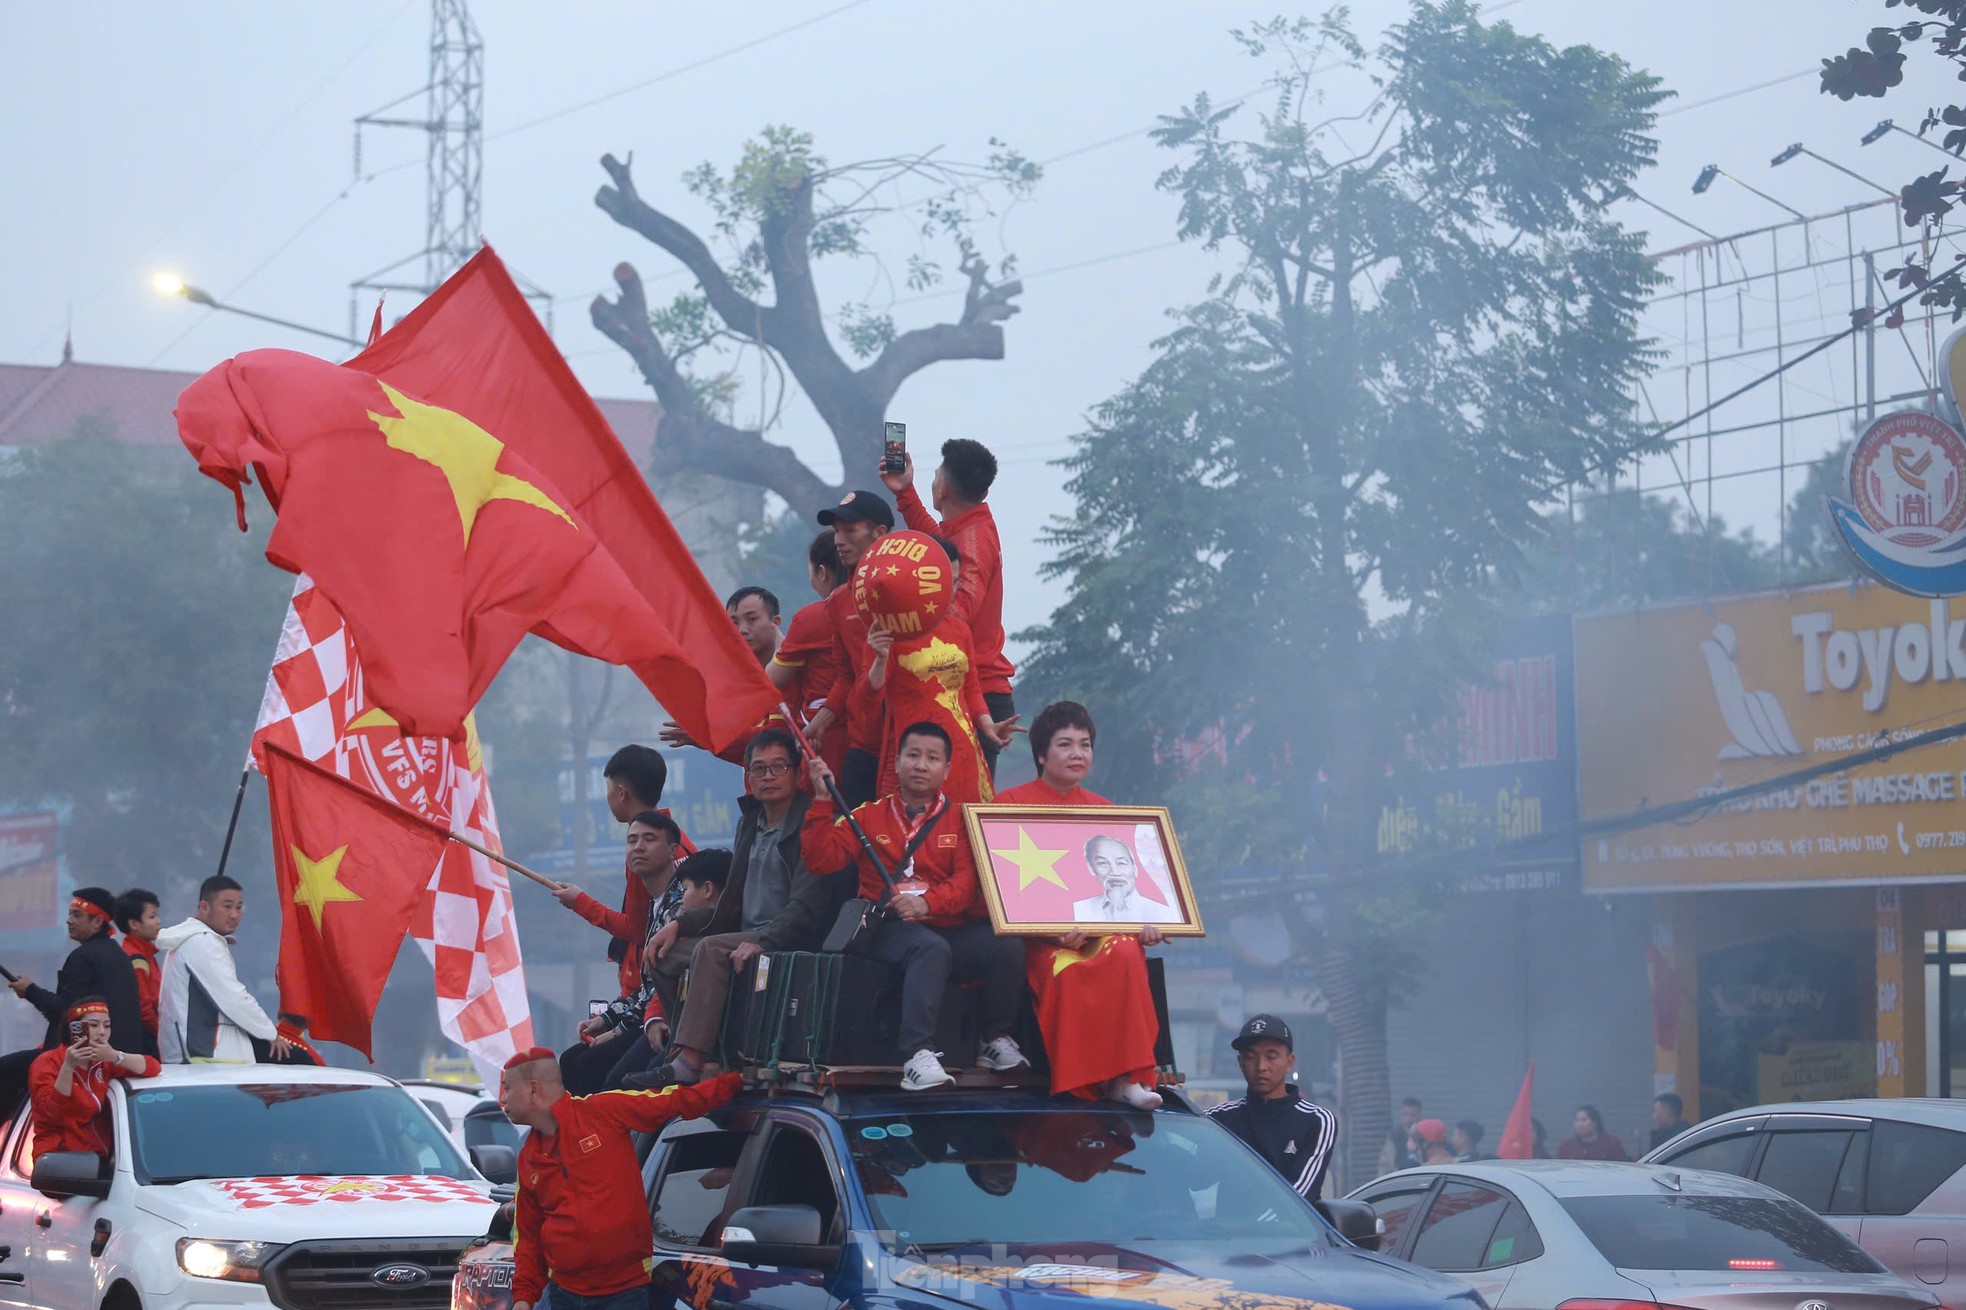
[846,1109,1331,1250]
[1559,1195,1884,1273]
[128,1083,472,1183]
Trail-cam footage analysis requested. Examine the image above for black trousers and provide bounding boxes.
[865,918,1023,1055]
[560,1031,632,1096]
[840,748,879,809]
[980,691,1016,780]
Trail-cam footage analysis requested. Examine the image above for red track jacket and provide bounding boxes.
[29,1047,161,1160]
[512,1073,741,1303]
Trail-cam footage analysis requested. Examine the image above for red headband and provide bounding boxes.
[66,1000,108,1024]
[69,897,112,925]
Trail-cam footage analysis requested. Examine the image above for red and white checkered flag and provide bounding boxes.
[252,576,534,1085]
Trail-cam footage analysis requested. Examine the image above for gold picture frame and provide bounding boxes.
[962,803,1205,937]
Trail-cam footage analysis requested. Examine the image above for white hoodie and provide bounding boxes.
[156,917,276,1063]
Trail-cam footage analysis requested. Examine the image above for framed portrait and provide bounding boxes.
[963,804,1205,937]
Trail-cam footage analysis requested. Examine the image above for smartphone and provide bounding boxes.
[68,1019,86,1041]
[882,421,907,475]
[588,999,608,1019]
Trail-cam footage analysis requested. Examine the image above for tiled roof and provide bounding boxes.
[0,358,663,463]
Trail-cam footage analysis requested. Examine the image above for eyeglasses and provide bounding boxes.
[747,761,796,777]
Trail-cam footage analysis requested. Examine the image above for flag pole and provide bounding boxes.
[444,830,559,891]
[776,702,898,894]
[213,765,252,880]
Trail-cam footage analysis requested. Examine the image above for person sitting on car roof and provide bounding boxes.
[996,701,1166,1111]
[803,721,1029,1091]
[30,996,160,1162]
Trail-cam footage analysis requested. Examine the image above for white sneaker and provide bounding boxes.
[977,1036,1031,1071]
[901,1049,954,1090]
[1106,1078,1163,1111]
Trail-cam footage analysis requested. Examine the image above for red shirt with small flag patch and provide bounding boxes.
[800,793,978,927]
[513,1074,741,1303]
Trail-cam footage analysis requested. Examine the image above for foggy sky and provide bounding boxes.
[5,1,1958,644]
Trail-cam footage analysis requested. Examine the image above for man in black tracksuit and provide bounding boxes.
[1206,1014,1337,1199]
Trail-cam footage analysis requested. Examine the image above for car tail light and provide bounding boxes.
[1727,1259,1782,1271]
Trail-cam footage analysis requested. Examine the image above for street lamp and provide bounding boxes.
[1692,163,1807,220]
[1770,142,1897,199]
[150,273,361,347]
[1861,118,1959,162]
[1602,184,1719,241]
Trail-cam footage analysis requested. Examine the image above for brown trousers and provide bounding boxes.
[674,931,763,1054]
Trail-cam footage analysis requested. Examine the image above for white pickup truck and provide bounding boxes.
[0,1062,499,1310]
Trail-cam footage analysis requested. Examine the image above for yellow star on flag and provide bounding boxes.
[991,827,1069,891]
[291,844,362,931]
[318,1179,382,1196]
[368,379,576,545]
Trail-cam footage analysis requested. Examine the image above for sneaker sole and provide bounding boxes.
[902,1076,955,1090]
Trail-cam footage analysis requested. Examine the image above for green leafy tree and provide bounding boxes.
[590,128,1039,510]
[1513,491,1783,613]
[1021,5,1664,1181]
[0,425,290,889]
[1820,3,1966,318]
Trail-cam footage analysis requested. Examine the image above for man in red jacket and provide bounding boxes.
[881,441,1015,776]
[802,722,1027,1091]
[502,1048,740,1310]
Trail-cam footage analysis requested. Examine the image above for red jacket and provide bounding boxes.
[898,485,1013,694]
[29,1047,161,1160]
[123,936,160,1042]
[513,1073,741,1302]
[800,792,979,928]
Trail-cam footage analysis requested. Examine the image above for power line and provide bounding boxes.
[1660,68,1814,118]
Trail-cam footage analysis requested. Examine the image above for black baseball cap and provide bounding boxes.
[1232,1013,1293,1053]
[817,490,895,529]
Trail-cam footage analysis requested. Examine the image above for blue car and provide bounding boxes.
[452,1082,1482,1310]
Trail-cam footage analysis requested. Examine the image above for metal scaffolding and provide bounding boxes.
[1580,193,1959,592]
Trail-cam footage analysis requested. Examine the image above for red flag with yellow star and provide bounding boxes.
[174,251,780,748]
[263,742,448,1057]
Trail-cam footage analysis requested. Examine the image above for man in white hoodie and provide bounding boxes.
[158,875,291,1063]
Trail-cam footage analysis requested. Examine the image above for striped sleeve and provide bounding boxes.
[1291,1101,1338,1198]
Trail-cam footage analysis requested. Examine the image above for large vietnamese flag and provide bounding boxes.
[347,246,776,753]
[174,245,779,751]
[262,742,450,1058]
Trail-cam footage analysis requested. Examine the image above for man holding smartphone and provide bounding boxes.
[881,439,1016,776]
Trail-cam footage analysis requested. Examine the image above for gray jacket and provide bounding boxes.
[678,792,850,951]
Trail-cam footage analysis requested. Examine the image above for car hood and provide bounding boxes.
[884,1239,1483,1310]
[136,1174,496,1240]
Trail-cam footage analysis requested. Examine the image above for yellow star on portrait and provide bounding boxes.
[368,379,576,545]
[291,844,362,931]
[991,826,1069,892]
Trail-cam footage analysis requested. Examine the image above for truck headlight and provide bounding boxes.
[176,1238,285,1282]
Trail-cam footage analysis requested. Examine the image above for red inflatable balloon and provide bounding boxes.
[853,530,953,637]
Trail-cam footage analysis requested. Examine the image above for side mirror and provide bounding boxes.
[721,1204,841,1271]
[1316,1198,1383,1251]
[32,1151,109,1201]
[470,1144,517,1185]
[481,1200,515,1245]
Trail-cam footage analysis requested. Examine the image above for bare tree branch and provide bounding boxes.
[595,153,779,344]
[591,262,832,510]
[863,249,1023,404]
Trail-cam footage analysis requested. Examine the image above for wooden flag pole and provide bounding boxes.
[444,830,559,891]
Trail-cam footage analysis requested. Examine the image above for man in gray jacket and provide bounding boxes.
[634,729,851,1086]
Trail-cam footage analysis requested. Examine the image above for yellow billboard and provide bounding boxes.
[1578,580,1966,891]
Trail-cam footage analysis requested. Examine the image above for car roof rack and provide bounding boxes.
[732,1061,1185,1095]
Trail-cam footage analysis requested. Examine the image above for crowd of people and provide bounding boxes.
[1377,1091,1696,1173]
[0,875,318,1164]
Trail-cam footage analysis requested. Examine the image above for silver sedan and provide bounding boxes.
[1349,1160,1940,1310]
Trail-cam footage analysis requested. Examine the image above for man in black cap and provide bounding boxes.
[807,489,895,807]
[1205,1014,1337,1199]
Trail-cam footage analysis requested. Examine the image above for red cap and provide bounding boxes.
[502,1046,556,1071]
[1413,1118,1448,1144]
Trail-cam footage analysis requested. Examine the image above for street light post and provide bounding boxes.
[1692,163,1808,220]
[1770,142,1897,199]
[1862,118,1958,165]
[151,274,362,348]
